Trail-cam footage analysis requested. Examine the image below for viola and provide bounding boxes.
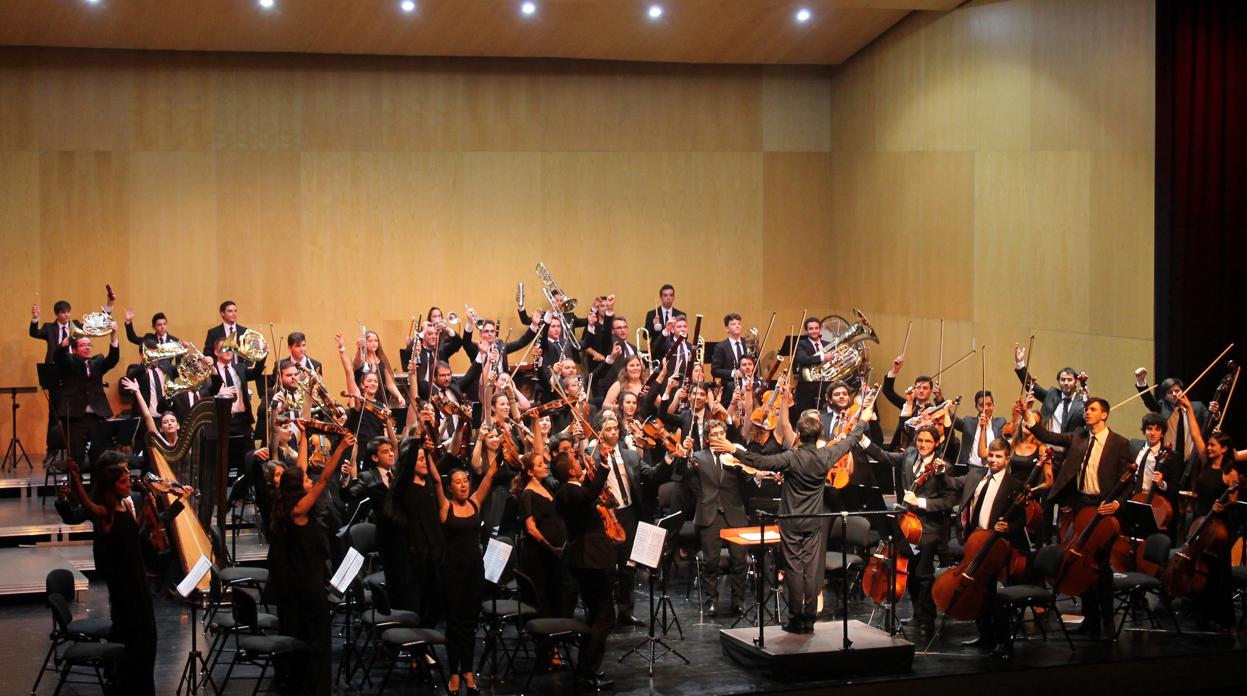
[584,445,628,544]
[898,457,947,545]
[1163,478,1240,597]
[823,384,879,489]
[134,477,172,554]
[933,463,1043,621]
[749,358,788,444]
[1111,446,1174,574]
[499,425,523,467]
[639,418,685,455]
[1051,462,1138,597]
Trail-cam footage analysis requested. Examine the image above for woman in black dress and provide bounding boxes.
[337,332,398,470]
[267,425,354,696]
[65,451,158,696]
[435,450,498,694]
[514,451,571,618]
[1189,423,1240,631]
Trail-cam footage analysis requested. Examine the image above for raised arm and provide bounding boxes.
[293,434,354,523]
[121,377,158,437]
[336,333,362,401]
[470,452,499,508]
[65,459,108,521]
[1180,394,1208,463]
[430,453,450,520]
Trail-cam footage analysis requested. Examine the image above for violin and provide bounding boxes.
[275,416,350,436]
[1051,462,1138,597]
[1111,445,1175,574]
[560,393,627,544]
[933,463,1044,621]
[639,418,686,455]
[823,384,879,489]
[499,424,523,467]
[749,358,788,444]
[718,453,780,482]
[1163,477,1240,596]
[903,396,961,437]
[134,476,171,554]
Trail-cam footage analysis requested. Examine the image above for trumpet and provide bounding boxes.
[220,328,269,365]
[142,341,187,366]
[70,310,114,338]
[461,305,488,331]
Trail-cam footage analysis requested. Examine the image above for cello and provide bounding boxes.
[1163,477,1241,597]
[1051,462,1138,596]
[861,457,946,604]
[933,462,1044,621]
[1110,445,1174,574]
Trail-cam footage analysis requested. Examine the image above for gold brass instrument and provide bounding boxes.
[220,327,269,365]
[164,343,212,398]
[800,309,880,383]
[636,327,652,371]
[743,327,760,358]
[535,261,578,312]
[141,341,187,366]
[70,310,114,338]
[145,397,227,590]
[294,364,346,422]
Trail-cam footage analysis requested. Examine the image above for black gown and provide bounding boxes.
[443,499,484,675]
[267,517,331,695]
[519,488,572,617]
[97,506,156,696]
[1191,466,1237,629]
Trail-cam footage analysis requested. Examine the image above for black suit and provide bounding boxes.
[792,335,827,414]
[1027,421,1133,632]
[54,343,120,468]
[589,446,669,618]
[644,306,683,357]
[711,337,748,406]
[554,463,614,679]
[1126,440,1181,535]
[953,466,1027,647]
[345,468,393,521]
[684,449,750,608]
[30,320,81,364]
[134,362,174,416]
[1015,367,1086,436]
[124,323,180,351]
[955,415,1007,467]
[30,319,81,451]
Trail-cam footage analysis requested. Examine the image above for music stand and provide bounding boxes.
[0,386,36,472]
[1119,500,1160,541]
[654,511,685,638]
[101,416,142,452]
[618,516,689,676]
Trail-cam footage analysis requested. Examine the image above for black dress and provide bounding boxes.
[268,517,331,695]
[1191,465,1236,629]
[97,506,156,696]
[443,499,484,675]
[519,488,572,617]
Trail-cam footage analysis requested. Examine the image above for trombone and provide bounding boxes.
[636,327,652,372]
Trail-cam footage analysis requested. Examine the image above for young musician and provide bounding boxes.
[1133,369,1212,468]
[711,313,749,407]
[711,408,872,633]
[882,351,940,450]
[792,317,829,414]
[353,329,407,408]
[1189,425,1240,631]
[287,332,321,374]
[685,419,751,615]
[958,391,1006,469]
[203,300,244,363]
[336,333,398,469]
[56,325,121,469]
[645,284,682,359]
[1026,397,1133,640]
[124,309,180,357]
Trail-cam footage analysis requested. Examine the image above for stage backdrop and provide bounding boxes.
[0,0,1154,449]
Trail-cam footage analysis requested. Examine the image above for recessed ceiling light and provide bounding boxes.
[521,1,537,16]
[258,0,274,8]
[83,0,101,5]
[647,4,663,20]
[401,0,416,12]
[795,8,811,23]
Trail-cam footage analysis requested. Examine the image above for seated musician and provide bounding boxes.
[1129,412,1182,535]
[1189,425,1241,631]
[951,439,1028,658]
[121,377,180,451]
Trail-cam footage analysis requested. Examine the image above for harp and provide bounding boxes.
[145,396,230,590]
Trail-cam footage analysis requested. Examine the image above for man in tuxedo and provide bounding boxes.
[30,300,81,457]
[590,414,672,627]
[553,450,615,690]
[1127,412,1181,536]
[287,332,321,374]
[711,313,748,407]
[1133,369,1211,468]
[819,380,881,488]
[1027,397,1134,640]
[684,419,751,615]
[651,314,692,381]
[1013,345,1085,447]
[124,309,179,359]
[952,439,1029,658]
[957,390,1006,469]
[207,339,256,438]
[203,300,244,363]
[590,315,640,400]
[133,338,175,419]
[55,326,120,469]
[345,436,396,522]
[793,317,830,415]
[644,284,682,359]
[882,351,940,451]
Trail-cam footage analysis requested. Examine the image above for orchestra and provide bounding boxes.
[25,267,1246,694]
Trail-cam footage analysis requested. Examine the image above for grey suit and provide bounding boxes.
[685,449,750,608]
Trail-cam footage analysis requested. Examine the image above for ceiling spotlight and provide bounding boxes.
[400,0,416,12]
[796,8,811,23]
[83,0,101,5]
[258,0,274,8]
[647,4,663,19]
[521,1,536,16]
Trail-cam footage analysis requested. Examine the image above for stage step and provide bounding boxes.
[0,545,90,596]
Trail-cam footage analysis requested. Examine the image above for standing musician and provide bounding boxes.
[31,298,84,461]
[651,314,691,373]
[882,351,940,451]
[645,284,683,361]
[684,419,751,616]
[667,382,730,453]
[793,317,832,415]
[123,309,180,359]
[353,329,407,408]
[1128,412,1181,534]
[1133,369,1211,474]
[456,317,538,406]
[711,407,873,633]
[1013,344,1085,456]
[592,312,640,399]
[820,380,878,487]
[203,299,246,363]
[287,332,321,374]
[950,439,1028,658]
[1189,426,1241,631]
[335,332,399,470]
[408,321,458,400]
[862,425,958,639]
[56,323,121,469]
[711,313,749,407]
[1026,397,1133,640]
[602,355,647,413]
[268,359,303,423]
[957,390,1005,470]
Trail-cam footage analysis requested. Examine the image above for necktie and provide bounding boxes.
[1058,397,1070,427]
[611,453,630,507]
[382,470,391,488]
[59,326,67,344]
[1175,407,1187,460]
[733,340,742,364]
[151,368,163,405]
[223,366,234,388]
[1079,433,1098,491]
[84,360,91,379]
[970,472,995,530]
[1139,448,1153,491]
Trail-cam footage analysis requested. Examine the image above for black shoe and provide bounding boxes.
[918,622,935,638]
[730,603,744,616]
[618,614,646,627]
[960,637,991,650]
[802,615,817,634]
[578,675,614,690]
[704,603,718,617]
[990,643,1013,660]
[781,619,806,634]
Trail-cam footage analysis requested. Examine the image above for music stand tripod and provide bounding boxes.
[654,511,685,638]
[177,590,216,695]
[0,387,35,472]
[619,518,689,676]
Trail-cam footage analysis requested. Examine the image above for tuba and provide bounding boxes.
[800,309,880,383]
[142,341,187,366]
[70,310,114,338]
[165,343,212,398]
[220,328,269,365]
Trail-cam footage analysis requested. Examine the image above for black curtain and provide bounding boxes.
[1156,0,1247,443]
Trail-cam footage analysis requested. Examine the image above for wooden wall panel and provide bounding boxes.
[131,53,216,151]
[35,53,134,151]
[762,66,833,152]
[0,50,34,151]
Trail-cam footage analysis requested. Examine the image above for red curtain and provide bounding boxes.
[1156,0,1247,440]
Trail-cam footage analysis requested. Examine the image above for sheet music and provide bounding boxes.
[739,530,781,543]
[330,547,365,594]
[483,538,513,584]
[177,555,212,598]
[630,521,666,569]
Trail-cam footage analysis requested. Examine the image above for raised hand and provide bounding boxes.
[124,307,135,323]
[1014,343,1025,364]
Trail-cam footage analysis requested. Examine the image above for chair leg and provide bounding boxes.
[1051,604,1075,651]
[375,645,397,696]
[30,638,59,694]
[51,659,71,696]
[250,658,269,696]
[220,647,240,693]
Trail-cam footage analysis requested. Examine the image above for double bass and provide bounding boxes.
[1163,478,1241,597]
[1051,462,1138,596]
[1110,445,1174,574]
[933,463,1044,621]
